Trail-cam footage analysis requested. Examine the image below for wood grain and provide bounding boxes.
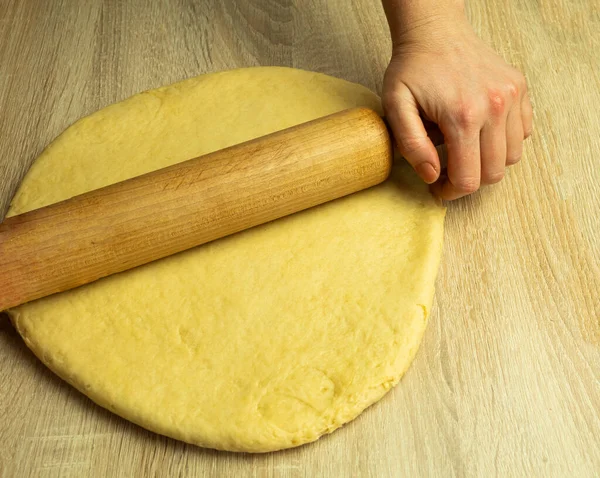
[0,108,391,310]
[0,0,598,476]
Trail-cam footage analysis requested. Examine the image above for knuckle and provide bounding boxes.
[516,72,528,90]
[399,135,427,155]
[506,79,520,99]
[506,153,522,165]
[454,102,483,129]
[507,143,524,165]
[482,169,505,184]
[487,90,506,116]
[452,176,480,194]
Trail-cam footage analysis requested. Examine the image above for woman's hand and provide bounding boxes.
[382,9,533,200]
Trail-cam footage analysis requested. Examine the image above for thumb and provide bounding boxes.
[383,82,441,184]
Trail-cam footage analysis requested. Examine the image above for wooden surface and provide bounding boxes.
[0,0,598,476]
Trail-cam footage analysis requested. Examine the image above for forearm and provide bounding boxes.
[381,0,466,46]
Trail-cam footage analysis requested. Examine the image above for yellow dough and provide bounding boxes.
[7,67,445,452]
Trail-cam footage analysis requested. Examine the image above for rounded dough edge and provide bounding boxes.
[7,67,445,452]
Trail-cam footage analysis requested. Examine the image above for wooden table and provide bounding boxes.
[1,1,599,476]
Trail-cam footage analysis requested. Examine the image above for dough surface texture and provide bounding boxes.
[7,67,445,452]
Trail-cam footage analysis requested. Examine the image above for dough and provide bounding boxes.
[7,67,445,452]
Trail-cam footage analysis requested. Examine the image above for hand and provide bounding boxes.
[382,12,533,200]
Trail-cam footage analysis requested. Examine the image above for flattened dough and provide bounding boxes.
[7,67,445,452]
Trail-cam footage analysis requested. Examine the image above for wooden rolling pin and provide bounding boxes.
[0,107,392,310]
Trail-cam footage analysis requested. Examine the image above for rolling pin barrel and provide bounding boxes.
[0,107,392,310]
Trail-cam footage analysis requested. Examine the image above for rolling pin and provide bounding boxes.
[0,107,392,310]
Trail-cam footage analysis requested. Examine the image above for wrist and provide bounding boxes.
[382,0,467,49]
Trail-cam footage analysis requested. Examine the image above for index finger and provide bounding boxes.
[430,124,481,200]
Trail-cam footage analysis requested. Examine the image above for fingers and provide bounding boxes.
[506,103,524,165]
[382,66,532,200]
[431,120,481,200]
[521,94,533,139]
[480,118,507,184]
[382,82,441,184]
[432,79,530,200]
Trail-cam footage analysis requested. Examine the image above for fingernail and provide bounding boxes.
[416,163,438,184]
